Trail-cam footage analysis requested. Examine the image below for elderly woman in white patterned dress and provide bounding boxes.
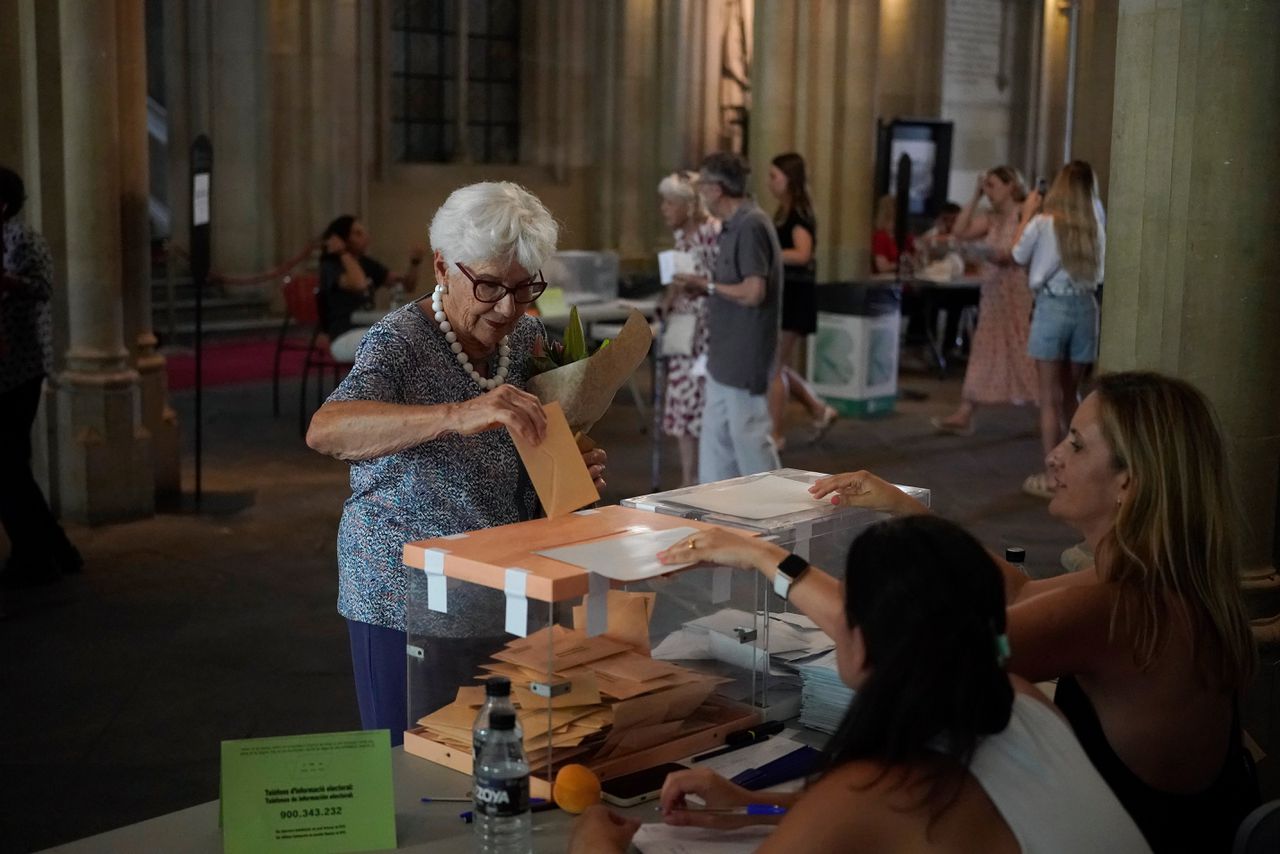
[307,182,607,744]
[657,171,720,486]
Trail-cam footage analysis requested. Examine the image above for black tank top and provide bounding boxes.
[1054,675,1258,852]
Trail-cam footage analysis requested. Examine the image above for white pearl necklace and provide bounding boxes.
[432,285,511,391]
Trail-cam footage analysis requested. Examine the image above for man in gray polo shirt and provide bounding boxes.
[674,151,782,483]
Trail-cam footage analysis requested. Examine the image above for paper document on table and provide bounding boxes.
[670,475,827,520]
[633,823,773,854]
[536,526,699,581]
[693,734,807,781]
[657,250,697,285]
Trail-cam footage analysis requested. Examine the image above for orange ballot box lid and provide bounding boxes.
[403,505,752,603]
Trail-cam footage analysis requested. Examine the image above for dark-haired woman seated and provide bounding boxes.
[570,516,1149,854]
[658,371,1255,853]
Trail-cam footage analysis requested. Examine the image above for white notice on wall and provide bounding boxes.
[192,173,210,226]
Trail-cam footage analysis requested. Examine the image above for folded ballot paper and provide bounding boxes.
[652,608,848,729]
[657,250,697,285]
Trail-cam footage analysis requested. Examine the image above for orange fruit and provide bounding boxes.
[552,764,601,814]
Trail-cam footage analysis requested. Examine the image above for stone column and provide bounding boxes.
[751,0,879,279]
[209,0,267,272]
[118,0,180,504]
[1101,8,1280,777]
[55,0,153,523]
[1068,0,1118,200]
[876,0,944,121]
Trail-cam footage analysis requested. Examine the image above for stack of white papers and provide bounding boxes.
[654,608,841,724]
[793,649,855,733]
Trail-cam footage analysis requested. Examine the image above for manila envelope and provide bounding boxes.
[571,591,655,654]
[509,400,599,518]
[496,631,631,674]
[511,672,603,710]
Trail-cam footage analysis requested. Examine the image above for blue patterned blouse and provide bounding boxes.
[327,302,541,635]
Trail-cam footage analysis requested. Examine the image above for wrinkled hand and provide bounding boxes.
[324,234,347,255]
[659,768,777,830]
[568,805,641,854]
[454,384,547,446]
[809,470,927,517]
[582,446,607,490]
[657,527,784,572]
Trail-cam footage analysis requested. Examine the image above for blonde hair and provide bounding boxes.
[874,194,896,231]
[1043,161,1101,282]
[987,165,1028,204]
[1094,372,1256,690]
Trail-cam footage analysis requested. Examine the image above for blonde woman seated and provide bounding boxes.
[645,372,1256,852]
[570,515,1148,854]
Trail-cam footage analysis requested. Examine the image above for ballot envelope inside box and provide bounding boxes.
[400,505,778,794]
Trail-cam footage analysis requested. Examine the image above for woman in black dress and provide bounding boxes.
[766,153,837,451]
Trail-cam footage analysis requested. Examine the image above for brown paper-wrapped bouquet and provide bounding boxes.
[527,307,653,435]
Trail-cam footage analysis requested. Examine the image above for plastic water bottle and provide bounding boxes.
[473,709,532,854]
[473,677,521,762]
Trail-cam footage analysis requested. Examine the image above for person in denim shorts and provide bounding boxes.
[1010,162,1106,499]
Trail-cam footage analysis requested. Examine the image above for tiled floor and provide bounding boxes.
[0,365,1270,851]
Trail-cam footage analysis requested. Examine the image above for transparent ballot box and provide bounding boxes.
[622,468,931,581]
[622,469,931,726]
[400,505,776,796]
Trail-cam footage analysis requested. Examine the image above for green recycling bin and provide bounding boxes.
[806,280,901,417]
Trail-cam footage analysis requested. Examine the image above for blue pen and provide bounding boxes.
[660,804,787,816]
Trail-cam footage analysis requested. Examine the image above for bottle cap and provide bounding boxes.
[485,676,512,697]
[490,710,517,731]
[1005,547,1026,563]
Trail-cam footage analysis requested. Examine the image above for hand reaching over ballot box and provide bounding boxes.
[808,470,930,518]
[657,528,789,576]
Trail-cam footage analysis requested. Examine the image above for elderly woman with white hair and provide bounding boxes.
[307,182,607,742]
[657,171,721,486]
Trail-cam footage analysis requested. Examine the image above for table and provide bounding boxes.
[912,277,982,375]
[537,296,660,330]
[38,748,652,853]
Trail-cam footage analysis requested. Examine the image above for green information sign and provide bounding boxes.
[220,730,397,854]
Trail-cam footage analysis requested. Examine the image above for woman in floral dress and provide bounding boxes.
[933,166,1038,435]
[657,171,720,486]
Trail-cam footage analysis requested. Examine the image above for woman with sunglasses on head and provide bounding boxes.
[651,371,1257,852]
[572,516,1148,854]
[306,183,608,743]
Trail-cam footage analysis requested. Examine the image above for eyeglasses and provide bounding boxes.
[455,262,547,304]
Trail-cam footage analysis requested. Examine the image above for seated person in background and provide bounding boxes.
[572,515,1149,854]
[660,371,1258,853]
[916,200,963,276]
[871,193,915,275]
[320,214,425,362]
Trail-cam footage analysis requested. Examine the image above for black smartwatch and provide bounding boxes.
[773,554,811,601]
